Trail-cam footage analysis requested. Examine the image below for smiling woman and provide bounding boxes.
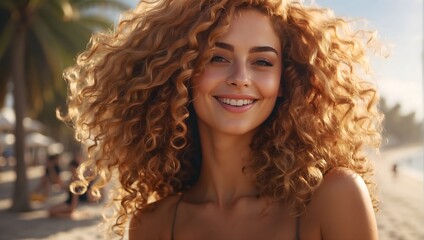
[192,10,282,136]
[60,0,383,239]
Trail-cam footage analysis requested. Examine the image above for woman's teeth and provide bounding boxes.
[218,98,254,106]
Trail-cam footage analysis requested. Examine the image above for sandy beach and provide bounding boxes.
[374,145,424,240]
[0,145,423,240]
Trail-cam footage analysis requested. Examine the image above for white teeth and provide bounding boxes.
[218,98,254,106]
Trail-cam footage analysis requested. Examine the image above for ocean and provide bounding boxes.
[397,150,424,182]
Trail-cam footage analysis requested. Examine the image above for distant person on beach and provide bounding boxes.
[48,156,96,218]
[31,153,64,202]
[392,163,398,178]
[60,0,383,239]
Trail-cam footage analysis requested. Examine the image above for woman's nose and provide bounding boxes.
[226,62,251,88]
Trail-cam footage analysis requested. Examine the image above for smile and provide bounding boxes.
[216,98,255,107]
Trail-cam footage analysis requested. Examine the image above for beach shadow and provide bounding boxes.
[0,207,103,240]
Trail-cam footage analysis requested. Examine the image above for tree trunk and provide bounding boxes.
[10,24,31,212]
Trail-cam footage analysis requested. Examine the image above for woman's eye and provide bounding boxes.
[210,56,228,63]
[255,59,273,67]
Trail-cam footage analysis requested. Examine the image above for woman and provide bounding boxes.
[61,0,382,239]
[48,158,80,218]
[48,152,95,218]
[31,154,64,202]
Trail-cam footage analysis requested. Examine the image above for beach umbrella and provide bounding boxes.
[0,113,14,131]
[0,132,55,148]
[0,133,15,147]
[25,133,54,148]
[0,107,44,132]
[23,118,44,132]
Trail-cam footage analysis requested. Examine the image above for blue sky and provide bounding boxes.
[120,0,424,120]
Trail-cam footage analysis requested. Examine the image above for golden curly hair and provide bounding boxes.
[61,0,383,236]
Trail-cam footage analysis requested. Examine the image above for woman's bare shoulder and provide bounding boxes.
[128,194,181,240]
[320,167,368,191]
[308,167,378,240]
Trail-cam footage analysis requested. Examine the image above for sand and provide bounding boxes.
[374,145,424,240]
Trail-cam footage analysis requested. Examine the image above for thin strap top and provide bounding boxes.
[171,194,184,240]
[295,217,301,240]
[170,194,301,240]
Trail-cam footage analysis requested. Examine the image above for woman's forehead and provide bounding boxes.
[215,9,281,50]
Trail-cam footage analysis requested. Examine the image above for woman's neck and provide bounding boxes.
[188,121,259,208]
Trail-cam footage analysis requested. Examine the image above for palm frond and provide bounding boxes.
[0,0,17,10]
[38,6,92,51]
[31,18,63,86]
[74,0,129,12]
[78,15,114,30]
[0,19,14,62]
[3,0,129,117]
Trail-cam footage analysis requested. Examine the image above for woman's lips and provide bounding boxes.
[214,97,257,113]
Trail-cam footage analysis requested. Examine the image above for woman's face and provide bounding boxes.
[192,9,282,136]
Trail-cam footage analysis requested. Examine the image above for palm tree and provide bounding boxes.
[0,0,128,212]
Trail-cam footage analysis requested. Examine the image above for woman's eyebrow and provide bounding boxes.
[215,42,279,56]
[250,46,279,56]
[215,42,234,51]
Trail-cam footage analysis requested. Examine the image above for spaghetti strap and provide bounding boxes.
[171,194,184,240]
[295,217,300,240]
